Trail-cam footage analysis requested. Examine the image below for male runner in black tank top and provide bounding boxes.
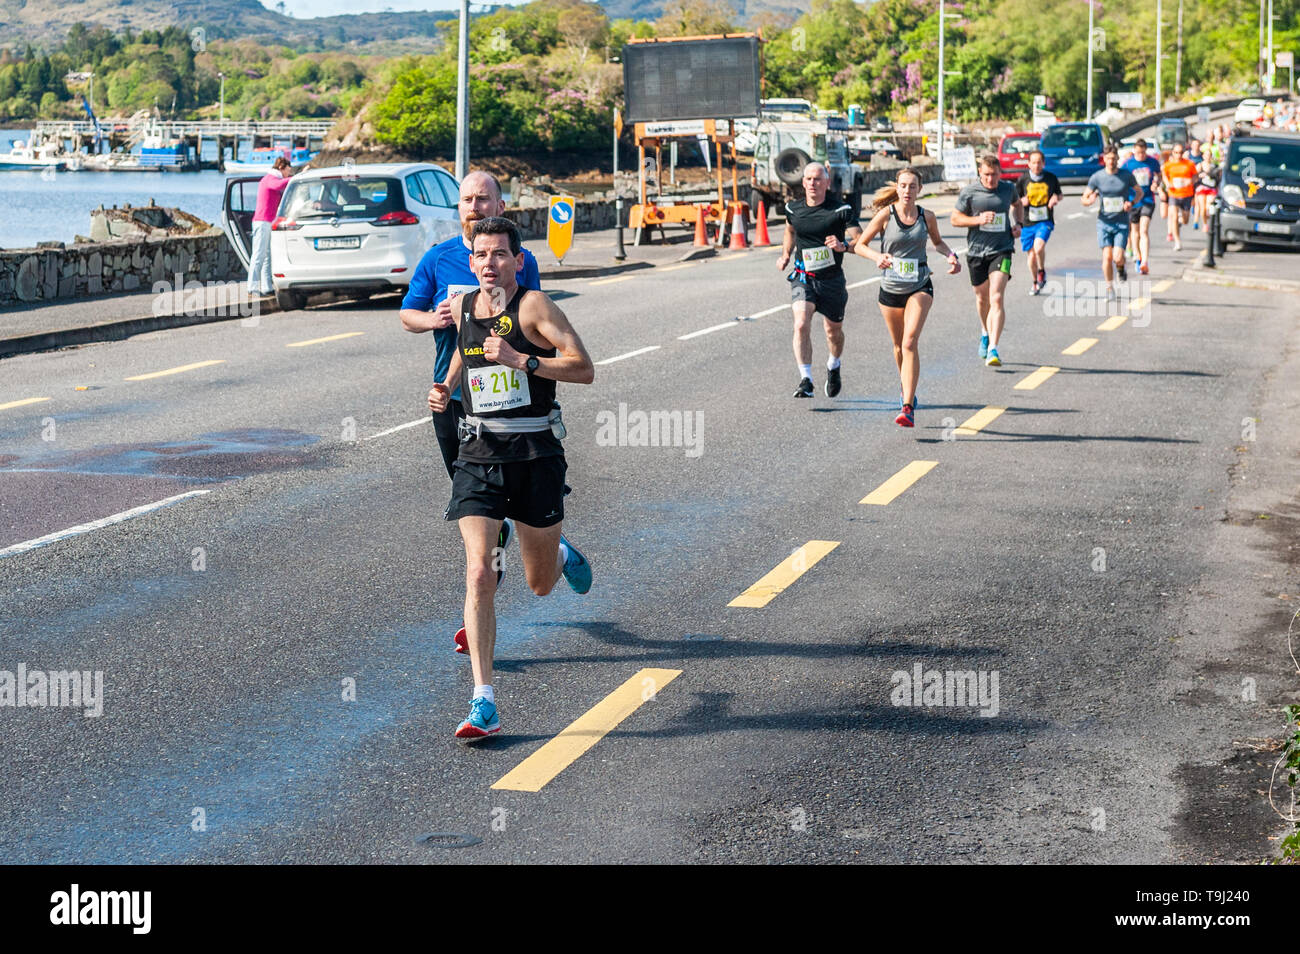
[428,217,595,739]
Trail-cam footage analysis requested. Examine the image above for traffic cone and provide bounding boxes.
[693,204,709,247]
[728,204,748,249]
[754,200,772,247]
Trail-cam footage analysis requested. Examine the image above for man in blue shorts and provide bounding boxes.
[1015,149,1062,295]
[1120,138,1162,275]
[1082,145,1143,300]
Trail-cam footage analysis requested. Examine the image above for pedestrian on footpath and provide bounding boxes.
[778,162,862,398]
[950,154,1022,367]
[428,217,595,740]
[248,156,293,297]
[853,167,960,427]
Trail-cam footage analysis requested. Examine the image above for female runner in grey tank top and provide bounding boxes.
[851,167,961,427]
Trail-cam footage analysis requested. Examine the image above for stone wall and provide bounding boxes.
[1,233,243,305]
[502,199,618,239]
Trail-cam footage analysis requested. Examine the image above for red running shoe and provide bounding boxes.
[895,404,915,427]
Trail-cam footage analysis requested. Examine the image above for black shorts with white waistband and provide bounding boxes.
[445,454,567,528]
[789,270,849,322]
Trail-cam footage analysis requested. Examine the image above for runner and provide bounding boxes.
[1081,144,1142,299]
[1194,153,1218,230]
[778,162,862,397]
[427,216,595,740]
[1162,142,1198,250]
[852,167,960,427]
[401,171,542,480]
[950,153,1022,367]
[1014,149,1062,294]
[1119,138,1162,275]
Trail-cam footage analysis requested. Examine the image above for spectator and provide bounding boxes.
[249,156,293,297]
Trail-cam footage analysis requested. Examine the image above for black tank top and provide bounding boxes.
[457,287,561,463]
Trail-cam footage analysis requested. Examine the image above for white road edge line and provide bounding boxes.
[0,489,211,559]
[678,322,738,341]
[365,418,428,441]
[596,345,661,366]
[1068,212,1085,219]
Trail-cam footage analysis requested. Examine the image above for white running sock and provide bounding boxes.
[472,684,495,704]
[827,356,841,371]
[558,541,571,565]
[798,364,813,381]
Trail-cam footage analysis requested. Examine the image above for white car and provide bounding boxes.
[1234,98,1267,124]
[221,162,462,310]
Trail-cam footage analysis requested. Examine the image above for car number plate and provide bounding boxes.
[1059,157,1084,165]
[1254,221,1290,234]
[315,236,361,250]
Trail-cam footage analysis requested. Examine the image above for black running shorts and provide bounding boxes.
[878,279,934,309]
[789,272,849,322]
[967,250,1013,287]
[446,455,567,528]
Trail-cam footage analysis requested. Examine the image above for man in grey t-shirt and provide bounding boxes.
[1082,144,1143,299]
[951,153,1023,367]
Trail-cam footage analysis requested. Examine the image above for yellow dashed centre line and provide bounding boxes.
[1151,279,1174,293]
[589,273,638,286]
[1062,337,1099,355]
[1097,314,1127,331]
[860,461,939,506]
[491,668,683,793]
[286,332,365,348]
[659,262,696,272]
[954,406,1006,437]
[124,360,226,381]
[729,541,840,608]
[1127,296,1149,313]
[0,396,52,412]
[1014,366,1060,390]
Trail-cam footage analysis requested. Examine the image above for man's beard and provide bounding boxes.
[462,213,483,241]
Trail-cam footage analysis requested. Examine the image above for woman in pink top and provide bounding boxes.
[248,156,293,296]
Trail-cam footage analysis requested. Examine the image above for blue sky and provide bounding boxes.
[257,0,462,15]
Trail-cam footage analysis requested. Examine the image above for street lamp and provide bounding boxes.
[455,0,469,179]
[936,0,946,158]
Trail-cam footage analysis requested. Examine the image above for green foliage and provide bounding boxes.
[1281,703,1300,863]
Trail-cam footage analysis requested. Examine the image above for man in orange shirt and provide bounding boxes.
[1161,142,1198,250]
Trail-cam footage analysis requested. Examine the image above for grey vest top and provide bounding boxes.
[879,205,931,294]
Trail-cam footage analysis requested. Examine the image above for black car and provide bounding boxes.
[1215,129,1300,249]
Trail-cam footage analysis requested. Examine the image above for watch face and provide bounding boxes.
[527,356,539,372]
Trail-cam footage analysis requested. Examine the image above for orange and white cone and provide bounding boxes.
[727,206,748,250]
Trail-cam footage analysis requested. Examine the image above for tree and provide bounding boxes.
[557,3,608,63]
[654,0,738,37]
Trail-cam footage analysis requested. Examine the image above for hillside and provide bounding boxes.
[0,0,455,50]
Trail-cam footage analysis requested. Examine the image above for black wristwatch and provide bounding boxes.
[525,355,540,373]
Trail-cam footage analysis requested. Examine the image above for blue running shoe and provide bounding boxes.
[979,335,989,359]
[985,347,1001,367]
[559,535,592,594]
[454,697,500,739]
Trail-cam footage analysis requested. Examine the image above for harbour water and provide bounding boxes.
[0,167,229,250]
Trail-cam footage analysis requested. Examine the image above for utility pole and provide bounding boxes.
[936,0,945,158]
[455,0,469,180]
[1155,0,1163,112]
[1086,0,1094,120]
[1267,0,1275,90]
[219,72,225,123]
[1260,0,1267,94]
[1175,0,1184,96]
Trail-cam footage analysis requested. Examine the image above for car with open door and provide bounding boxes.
[221,162,462,311]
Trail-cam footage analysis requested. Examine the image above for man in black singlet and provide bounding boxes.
[778,162,862,398]
[428,217,596,740]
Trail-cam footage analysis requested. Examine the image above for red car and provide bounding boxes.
[997,131,1041,180]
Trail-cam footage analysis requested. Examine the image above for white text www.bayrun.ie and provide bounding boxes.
[1114,914,1251,928]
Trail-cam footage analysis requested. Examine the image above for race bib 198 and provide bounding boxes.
[1027,205,1048,222]
[1102,196,1126,215]
[467,364,531,414]
[979,212,1007,232]
[889,257,919,280]
[801,245,834,271]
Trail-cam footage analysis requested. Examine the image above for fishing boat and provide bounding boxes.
[224,144,316,175]
[0,131,82,171]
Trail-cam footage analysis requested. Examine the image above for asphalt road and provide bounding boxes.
[2,191,1297,864]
